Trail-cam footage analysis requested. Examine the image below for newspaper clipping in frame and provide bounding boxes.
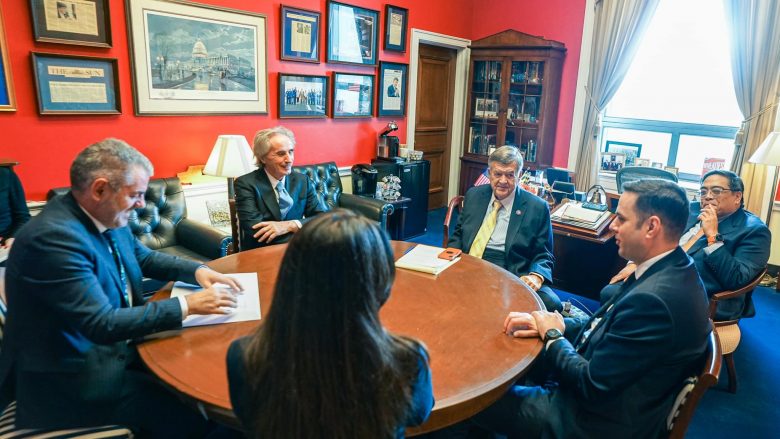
[44,0,99,36]
[46,65,107,104]
[382,67,402,111]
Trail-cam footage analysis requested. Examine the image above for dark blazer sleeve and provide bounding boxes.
[132,231,201,285]
[547,291,674,403]
[0,168,31,238]
[405,347,434,427]
[701,222,770,291]
[524,200,554,283]
[227,336,253,430]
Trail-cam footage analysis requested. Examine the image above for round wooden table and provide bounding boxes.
[137,241,544,434]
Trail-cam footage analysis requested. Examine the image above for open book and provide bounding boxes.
[395,244,460,275]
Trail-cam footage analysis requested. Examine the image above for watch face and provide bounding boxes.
[545,328,562,341]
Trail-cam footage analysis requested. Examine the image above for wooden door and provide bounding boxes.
[415,44,456,210]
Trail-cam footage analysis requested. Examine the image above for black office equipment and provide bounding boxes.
[372,159,430,239]
[546,167,571,186]
[350,164,378,196]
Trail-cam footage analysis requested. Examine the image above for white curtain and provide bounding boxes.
[724,0,780,215]
[573,0,660,191]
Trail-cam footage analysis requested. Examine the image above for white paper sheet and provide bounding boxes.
[171,272,261,327]
[395,244,460,275]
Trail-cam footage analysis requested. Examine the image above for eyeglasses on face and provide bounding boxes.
[699,186,733,197]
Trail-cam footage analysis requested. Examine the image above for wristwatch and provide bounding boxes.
[544,328,563,343]
[707,233,724,246]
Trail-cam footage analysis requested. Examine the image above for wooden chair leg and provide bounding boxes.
[724,353,737,393]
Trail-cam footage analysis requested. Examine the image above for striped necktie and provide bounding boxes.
[103,230,130,307]
[469,200,502,258]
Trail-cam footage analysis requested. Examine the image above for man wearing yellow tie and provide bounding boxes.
[448,146,561,311]
[606,170,769,320]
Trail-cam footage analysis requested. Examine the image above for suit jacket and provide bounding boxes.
[449,185,554,283]
[0,167,31,240]
[0,193,199,428]
[685,204,770,320]
[545,248,711,438]
[234,169,326,251]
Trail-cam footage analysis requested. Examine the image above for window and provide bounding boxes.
[600,0,741,182]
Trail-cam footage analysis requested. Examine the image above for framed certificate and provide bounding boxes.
[327,1,378,66]
[29,0,112,47]
[31,52,120,115]
[280,5,320,63]
[383,4,408,52]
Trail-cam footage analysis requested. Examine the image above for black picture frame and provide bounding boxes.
[278,74,328,118]
[332,72,374,118]
[280,5,320,63]
[377,61,407,117]
[605,141,642,166]
[383,4,408,52]
[326,1,378,66]
[29,0,112,47]
[31,52,120,115]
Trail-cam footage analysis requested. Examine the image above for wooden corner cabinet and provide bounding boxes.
[459,30,566,194]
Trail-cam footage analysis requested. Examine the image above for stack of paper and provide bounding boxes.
[395,245,460,275]
[551,202,611,231]
[171,272,261,327]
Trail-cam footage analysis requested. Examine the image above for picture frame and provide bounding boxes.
[634,157,651,167]
[327,1,378,66]
[280,5,320,63]
[475,97,498,119]
[31,52,120,115]
[663,166,679,176]
[278,73,328,118]
[600,151,626,173]
[383,4,408,52]
[605,141,642,166]
[332,72,374,118]
[126,0,268,115]
[377,61,407,117]
[29,0,112,47]
[0,3,16,111]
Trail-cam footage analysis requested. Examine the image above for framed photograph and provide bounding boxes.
[475,97,498,119]
[635,157,651,167]
[332,72,374,118]
[377,61,407,117]
[126,0,268,115]
[600,152,626,173]
[31,52,120,115]
[327,1,378,66]
[280,5,319,63]
[384,4,408,52]
[29,0,112,47]
[278,74,328,118]
[605,141,642,166]
[664,166,679,176]
[0,3,16,111]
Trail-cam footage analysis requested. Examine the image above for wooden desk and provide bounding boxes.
[137,241,544,434]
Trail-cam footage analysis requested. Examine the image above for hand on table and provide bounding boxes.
[195,267,244,292]
[530,310,565,337]
[187,267,244,316]
[609,262,636,284]
[504,312,540,338]
[252,220,299,243]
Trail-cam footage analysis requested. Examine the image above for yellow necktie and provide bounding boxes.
[681,227,705,252]
[469,200,502,258]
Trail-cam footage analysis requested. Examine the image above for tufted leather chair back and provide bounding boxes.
[291,162,342,211]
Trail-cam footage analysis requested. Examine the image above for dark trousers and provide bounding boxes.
[482,248,562,312]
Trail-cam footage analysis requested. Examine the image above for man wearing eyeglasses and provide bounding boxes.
[608,170,770,320]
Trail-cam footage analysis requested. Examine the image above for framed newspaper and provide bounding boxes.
[31,52,120,115]
[280,5,320,63]
[29,0,112,47]
[383,4,408,52]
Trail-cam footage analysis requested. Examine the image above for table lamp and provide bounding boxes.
[748,131,780,225]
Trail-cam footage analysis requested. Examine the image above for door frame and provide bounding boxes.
[406,29,470,202]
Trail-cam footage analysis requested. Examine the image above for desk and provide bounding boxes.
[138,241,544,434]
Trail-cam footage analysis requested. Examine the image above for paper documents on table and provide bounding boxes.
[551,202,611,230]
[171,272,261,328]
[395,244,460,275]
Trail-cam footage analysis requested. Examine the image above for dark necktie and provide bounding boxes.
[104,230,130,307]
[575,273,637,350]
[276,181,293,219]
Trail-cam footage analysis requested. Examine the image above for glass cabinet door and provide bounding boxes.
[468,60,502,156]
[506,61,544,164]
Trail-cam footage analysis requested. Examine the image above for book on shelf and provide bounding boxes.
[395,244,460,275]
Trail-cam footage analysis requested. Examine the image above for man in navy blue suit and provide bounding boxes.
[607,170,770,320]
[235,126,326,251]
[448,145,561,311]
[0,139,243,436]
[475,179,711,438]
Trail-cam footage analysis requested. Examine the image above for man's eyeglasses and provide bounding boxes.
[699,187,733,197]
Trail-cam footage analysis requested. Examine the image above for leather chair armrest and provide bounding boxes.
[339,193,395,230]
[175,218,232,260]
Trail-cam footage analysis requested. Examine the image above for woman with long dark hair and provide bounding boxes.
[227,209,434,438]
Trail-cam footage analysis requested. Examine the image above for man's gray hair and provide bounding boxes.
[488,145,524,175]
[253,126,296,166]
[70,138,153,193]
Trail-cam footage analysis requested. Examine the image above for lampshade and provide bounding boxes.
[203,135,255,178]
[748,131,780,166]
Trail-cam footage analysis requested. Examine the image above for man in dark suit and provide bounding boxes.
[607,170,770,320]
[475,179,711,438]
[235,126,326,251]
[0,139,243,436]
[449,145,560,311]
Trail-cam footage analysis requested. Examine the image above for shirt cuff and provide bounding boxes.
[293,219,302,230]
[546,337,565,350]
[704,242,724,255]
[177,295,189,319]
[529,272,545,287]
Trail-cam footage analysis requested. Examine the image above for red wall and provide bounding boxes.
[471,0,587,169]
[1,0,586,199]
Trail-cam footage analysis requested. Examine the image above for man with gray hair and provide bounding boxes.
[0,139,243,435]
[235,126,325,250]
[449,145,561,311]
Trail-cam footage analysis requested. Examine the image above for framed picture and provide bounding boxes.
[0,3,16,111]
[377,61,407,117]
[600,152,626,173]
[29,0,112,47]
[332,72,374,118]
[475,97,498,119]
[384,4,408,52]
[278,74,328,118]
[605,141,642,166]
[635,157,651,167]
[31,52,120,115]
[126,0,268,115]
[327,1,378,66]
[664,166,679,176]
[280,5,319,63]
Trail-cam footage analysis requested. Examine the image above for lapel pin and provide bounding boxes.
[515,209,522,215]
